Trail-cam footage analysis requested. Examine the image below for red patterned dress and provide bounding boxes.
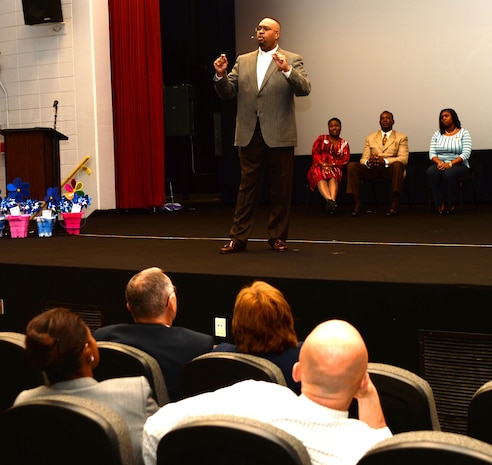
[307,135,351,190]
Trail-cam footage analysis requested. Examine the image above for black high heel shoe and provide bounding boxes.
[325,199,336,214]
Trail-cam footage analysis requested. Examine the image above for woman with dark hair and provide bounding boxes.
[14,307,158,465]
[307,117,351,214]
[426,108,472,214]
[214,280,302,393]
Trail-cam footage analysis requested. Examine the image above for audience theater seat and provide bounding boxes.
[0,331,44,412]
[468,380,492,444]
[349,362,441,433]
[156,413,312,465]
[0,394,137,465]
[356,430,492,465]
[179,352,287,400]
[94,340,170,406]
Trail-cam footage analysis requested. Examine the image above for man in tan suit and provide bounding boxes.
[346,111,409,216]
[213,17,311,253]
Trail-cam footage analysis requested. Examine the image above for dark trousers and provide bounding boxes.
[346,161,405,205]
[426,164,469,208]
[229,122,294,246]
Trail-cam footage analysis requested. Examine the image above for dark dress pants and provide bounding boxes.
[229,122,294,246]
[346,161,405,203]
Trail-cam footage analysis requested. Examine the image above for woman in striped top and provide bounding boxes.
[426,108,472,214]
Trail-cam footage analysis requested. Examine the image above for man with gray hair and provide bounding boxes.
[94,267,214,402]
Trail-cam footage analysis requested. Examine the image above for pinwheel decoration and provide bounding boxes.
[7,177,30,203]
[0,190,5,215]
[63,178,84,200]
[1,178,42,215]
[44,187,61,213]
[57,178,91,213]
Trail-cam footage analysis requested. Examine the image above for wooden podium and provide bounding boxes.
[0,128,68,201]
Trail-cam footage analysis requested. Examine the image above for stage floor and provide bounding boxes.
[1,201,492,287]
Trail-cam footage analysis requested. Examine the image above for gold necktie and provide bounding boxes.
[382,134,387,146]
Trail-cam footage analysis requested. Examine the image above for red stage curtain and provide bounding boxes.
[108,0,165,208]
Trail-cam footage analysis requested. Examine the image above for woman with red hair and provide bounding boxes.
[214,280,302,393]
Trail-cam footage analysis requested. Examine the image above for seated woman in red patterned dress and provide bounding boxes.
[307,117,351,214]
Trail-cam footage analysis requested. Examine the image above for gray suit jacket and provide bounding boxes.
[360,130,409,166]
[214,47,311,148]
[14,376,159,465]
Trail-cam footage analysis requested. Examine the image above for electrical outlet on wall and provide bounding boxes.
[215,317,227,338]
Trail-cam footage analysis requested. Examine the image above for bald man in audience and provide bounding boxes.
[142,319,392,465]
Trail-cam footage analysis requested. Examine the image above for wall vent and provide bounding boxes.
[419,329,492,433]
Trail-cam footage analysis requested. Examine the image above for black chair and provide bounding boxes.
[359,175,413,212]
[458,160,479,209]
[0,332,44,412]
[468,380,492,444]
[94,341,170,406]
[0,394,136,465]
[356,430,492,465]
[156,413,312,465]
[179,352,287,400]
[350,362,441,433]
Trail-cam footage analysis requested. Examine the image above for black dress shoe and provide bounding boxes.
[386,208,399,217]
[219,240,245,254]
[268,239,288,252]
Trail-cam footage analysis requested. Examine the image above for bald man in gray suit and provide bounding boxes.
[213,17,311,254]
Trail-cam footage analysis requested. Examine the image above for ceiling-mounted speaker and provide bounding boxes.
[22,0,63,25]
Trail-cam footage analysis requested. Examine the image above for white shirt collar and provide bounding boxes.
[258,45,278,56]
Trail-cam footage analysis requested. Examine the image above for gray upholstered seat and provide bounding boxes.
[350,362,441,433]
[356,430,492,465]
[179,351,287,400]
[94,340,170,406]
[0,394,136,465]
[0,331,26,343]
[156,413,312,465]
